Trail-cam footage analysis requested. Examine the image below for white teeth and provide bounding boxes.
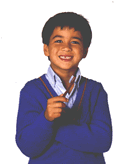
[60,56,72,59]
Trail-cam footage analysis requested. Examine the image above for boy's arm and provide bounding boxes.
[55,83,112,153]
[16,82,55,158]
[16,81,68,158]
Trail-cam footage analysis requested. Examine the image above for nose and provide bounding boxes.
[61,43,72,52]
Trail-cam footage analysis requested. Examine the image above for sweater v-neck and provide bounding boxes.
[39,74,87,110]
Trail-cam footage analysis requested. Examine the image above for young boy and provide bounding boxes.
[16,12,112,164]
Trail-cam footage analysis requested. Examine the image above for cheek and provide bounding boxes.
[49,45,60,54]
[48,48,55,56]
[78,47,84,57]
[78,45,84,53]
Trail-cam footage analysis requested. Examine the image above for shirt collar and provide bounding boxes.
[46,65,81,87]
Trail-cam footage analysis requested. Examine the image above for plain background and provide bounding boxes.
[0,0,135,163]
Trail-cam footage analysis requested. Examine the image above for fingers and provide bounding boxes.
[48,102,66,108]
[45,95,68,121]
[48,96,68,103]
[45,107,65,121]
[52,107,63,113]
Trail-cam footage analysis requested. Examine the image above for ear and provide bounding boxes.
[43,44,49,57]
[83,48,88,58]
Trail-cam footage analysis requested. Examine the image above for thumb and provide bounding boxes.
[59,94,64,97]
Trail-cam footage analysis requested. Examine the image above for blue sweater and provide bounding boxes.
[16,75,112,164]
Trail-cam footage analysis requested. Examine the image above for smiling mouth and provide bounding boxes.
[59,55,73,60]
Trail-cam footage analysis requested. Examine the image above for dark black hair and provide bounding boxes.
[42,12,92,48]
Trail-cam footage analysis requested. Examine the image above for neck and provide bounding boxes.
[59,69,77,90]
[51,66,78,90]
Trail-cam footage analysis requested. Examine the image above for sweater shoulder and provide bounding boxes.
[86,78,108,101]
[82,76,102,90]
[20,74,45,95]
[82,76,107,97]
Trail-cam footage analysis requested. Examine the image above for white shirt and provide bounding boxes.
[45,66,81,108]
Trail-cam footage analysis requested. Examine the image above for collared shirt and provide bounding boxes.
[45,66,81,108]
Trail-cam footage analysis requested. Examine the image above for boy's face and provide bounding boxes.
[44,27,88,74]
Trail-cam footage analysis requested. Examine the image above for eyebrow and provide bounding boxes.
[72,37,82,41]
[52,35,82,41]
[52,35,63,40]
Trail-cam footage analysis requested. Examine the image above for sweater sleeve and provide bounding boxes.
[55,83,112,153]
[16,82,55,158]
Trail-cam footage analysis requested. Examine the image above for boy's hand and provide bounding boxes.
[45,94,68,121]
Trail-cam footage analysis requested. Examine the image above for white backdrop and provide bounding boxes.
[0,0,135,163]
